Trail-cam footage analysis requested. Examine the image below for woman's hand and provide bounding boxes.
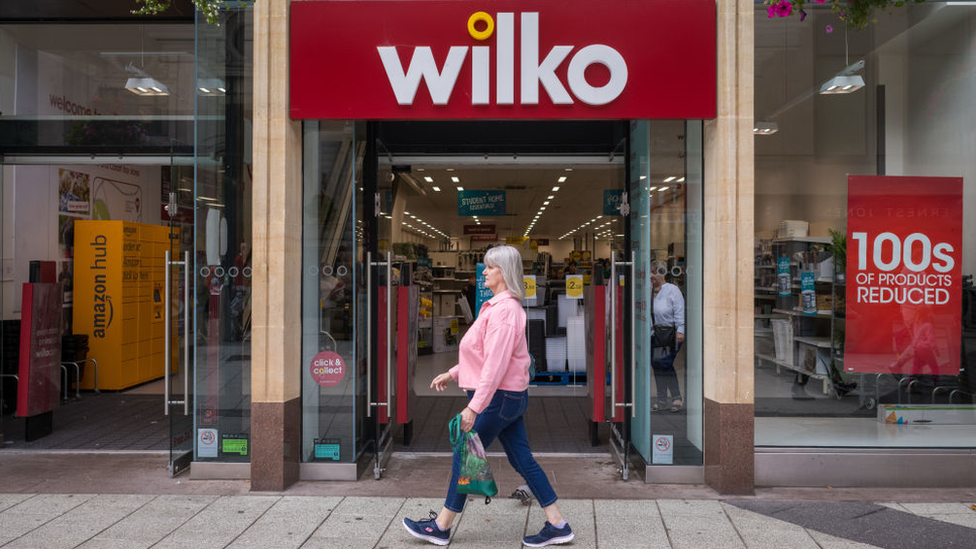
[677,333,685,344]
[430,372,453,392]
[459,406,477,432]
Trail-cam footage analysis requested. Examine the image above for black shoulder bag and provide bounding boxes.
[650,287,676,353]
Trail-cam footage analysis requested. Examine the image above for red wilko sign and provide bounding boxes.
[290,1,716,120]
[845,176,963,376]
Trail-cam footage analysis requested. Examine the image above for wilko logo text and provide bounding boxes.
[378,12,627,107]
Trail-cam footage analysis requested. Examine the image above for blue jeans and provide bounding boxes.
[444,389,558,512]
[651,342,683,405]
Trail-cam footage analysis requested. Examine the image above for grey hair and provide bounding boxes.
[484,246,525,300]
[650,259,668,277]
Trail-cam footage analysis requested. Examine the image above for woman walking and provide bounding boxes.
[403,246,573,547]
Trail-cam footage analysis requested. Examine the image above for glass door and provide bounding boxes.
[364,129,398,479]
[165,214,192,476]
[628,121,653,463]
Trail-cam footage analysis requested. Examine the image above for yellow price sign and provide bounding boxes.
[566,275,584,299]
[450,319,459,334]
[523,276,537,298]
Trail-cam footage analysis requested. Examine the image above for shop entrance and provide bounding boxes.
[0,156,195,476]
[323,120,698,481]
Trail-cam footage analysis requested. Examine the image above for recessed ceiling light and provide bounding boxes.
[658,186,669,191]
[451,176,460,183]
[552,186,560,192]
[564,168,573,172]
[557,176,567,183]
[404,211,410,215]
[639,175,647,180]
[648,187,657,192]
[457,186,464,191]
[417,168,425,172]
[432,186,441,191]
[547,195,555,200]
[424,176,434,183]
[677,177,685,182]
[543,201,550,205]
[540,206,546,210]
[410,215,416,218]
[446,168,455,172]
[664,176,677,183]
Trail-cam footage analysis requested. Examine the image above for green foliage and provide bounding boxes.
[828,228,846,271]
[766,0,927,30]
[132,0,225,25]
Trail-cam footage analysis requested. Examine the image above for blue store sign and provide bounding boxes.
[603,189,624,216]
[458,190,506,216]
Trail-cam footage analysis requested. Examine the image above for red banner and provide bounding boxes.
[464,224,496,235]
[290,1,716,120]
[845,175,963,376]
[17,283,62,417]
[471,234,499,242]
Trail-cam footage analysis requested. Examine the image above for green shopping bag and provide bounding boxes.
[449,413,498,504]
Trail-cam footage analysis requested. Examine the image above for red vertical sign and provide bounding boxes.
[845,176,963,376]
[17,283,63,417]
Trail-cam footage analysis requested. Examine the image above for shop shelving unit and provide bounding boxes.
[754,235,834,395]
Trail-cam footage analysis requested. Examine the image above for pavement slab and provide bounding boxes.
[728,500,976,549]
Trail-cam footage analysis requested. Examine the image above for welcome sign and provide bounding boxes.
[458,190,506,216]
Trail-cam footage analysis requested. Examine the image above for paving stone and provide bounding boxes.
[150,495,279,549]
[450,497,528,543]
[899,502,975,516]
[225,496,343,549]
[807,529,884,549]
[0,494,33,513]
[721,502,819,549]
[1,493,94,516]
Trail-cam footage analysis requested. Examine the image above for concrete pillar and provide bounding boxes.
[250,0,303,491]
[702,0,756,495]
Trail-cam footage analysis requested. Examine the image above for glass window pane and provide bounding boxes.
[754,3,976,448]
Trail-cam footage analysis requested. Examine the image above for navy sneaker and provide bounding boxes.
[523,521,574,547]
[403,510,451,546]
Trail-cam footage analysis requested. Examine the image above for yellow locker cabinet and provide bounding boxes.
[73,221,179,390]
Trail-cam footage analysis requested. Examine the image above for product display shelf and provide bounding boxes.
[754,233,840,396]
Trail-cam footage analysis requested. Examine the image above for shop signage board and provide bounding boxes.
[17,283,62,418]
[198,429,218,458]
[458,190,506,216]
[845,175,963,376]
[603,190,624,216]
[290,1,716,120]
[464,224,496,235]
[471,234,499,242]
[310,351,346,387]
[475,262,493,317]
[566,275,583,299]
[523,275,537,306]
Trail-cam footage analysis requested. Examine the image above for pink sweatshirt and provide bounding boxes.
[448,290,530,414]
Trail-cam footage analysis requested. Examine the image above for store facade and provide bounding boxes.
[8,0,971,495]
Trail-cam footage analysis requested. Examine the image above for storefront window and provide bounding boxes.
[300,121,362,463]
[194,6,253,461]
[754,3,976,447]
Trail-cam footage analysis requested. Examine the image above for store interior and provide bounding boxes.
[370,143,693,454]
[752,5,976,446]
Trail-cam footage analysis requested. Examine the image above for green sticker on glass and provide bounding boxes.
[221,434,249,456]
[314,438,341,461]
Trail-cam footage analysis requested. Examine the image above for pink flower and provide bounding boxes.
[774,1,793,17]
[767,4,778,18]
[814,0,827,4]
[825,24,834,33]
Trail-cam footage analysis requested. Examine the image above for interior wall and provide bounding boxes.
[1,164,163,320]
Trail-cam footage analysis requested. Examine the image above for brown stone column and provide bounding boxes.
[702,0,755,495]
[249,0,302,491]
